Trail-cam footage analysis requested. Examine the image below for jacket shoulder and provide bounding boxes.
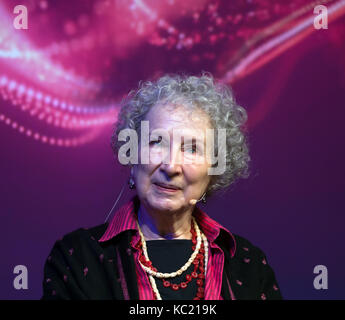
[42,223,124,300]
[56,223,109,249]
[229,233,283,300]
[232,233,268,259]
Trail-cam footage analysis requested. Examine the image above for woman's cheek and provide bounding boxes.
[150,151,165,165]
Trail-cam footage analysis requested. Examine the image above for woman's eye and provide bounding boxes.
[149,136,163,146]
[182,144,197,153]
[149,140,161,146]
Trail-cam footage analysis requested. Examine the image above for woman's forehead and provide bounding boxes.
[145,103,213,129]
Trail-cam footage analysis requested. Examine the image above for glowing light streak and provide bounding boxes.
[131,0,157,21]
[223,0,345,84]
[0,4,101,97]
[1,0,344,147]
[0,112,104,147]
[0,75,117,131]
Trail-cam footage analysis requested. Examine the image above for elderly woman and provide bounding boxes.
[41,73,282,300]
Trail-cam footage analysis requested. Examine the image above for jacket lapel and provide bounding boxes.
[117,231,140,300]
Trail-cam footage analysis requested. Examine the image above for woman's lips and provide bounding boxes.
[154,183,180,193]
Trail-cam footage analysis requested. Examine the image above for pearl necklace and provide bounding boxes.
[201,233,209,276]
[137,217,209,300]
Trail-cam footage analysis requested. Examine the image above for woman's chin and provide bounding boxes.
[146,197,184,213]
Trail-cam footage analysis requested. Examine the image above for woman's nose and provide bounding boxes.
[160,145,183,175]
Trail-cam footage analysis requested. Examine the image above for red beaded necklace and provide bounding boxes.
[137,222,205,300]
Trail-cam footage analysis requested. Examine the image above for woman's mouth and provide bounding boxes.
[153,182,181,193]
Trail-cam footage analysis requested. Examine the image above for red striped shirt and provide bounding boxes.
[99,197,236,300]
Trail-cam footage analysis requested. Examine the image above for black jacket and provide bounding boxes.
[41,223,283,300]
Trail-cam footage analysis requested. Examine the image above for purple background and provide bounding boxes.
[1,0,345,299]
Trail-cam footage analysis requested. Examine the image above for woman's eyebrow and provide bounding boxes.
[183,137,205,145]
[180,137,206,150]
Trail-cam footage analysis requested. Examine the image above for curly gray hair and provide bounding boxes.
[111,72,250,197]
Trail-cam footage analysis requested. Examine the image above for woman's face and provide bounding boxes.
[132,103,212,215]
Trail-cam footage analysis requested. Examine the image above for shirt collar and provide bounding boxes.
[193,205,236,258]
[98,196,139,243]
[98,196,236,258]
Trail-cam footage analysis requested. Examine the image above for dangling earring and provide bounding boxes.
[201,193,206,203]
[129,177,135,189]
